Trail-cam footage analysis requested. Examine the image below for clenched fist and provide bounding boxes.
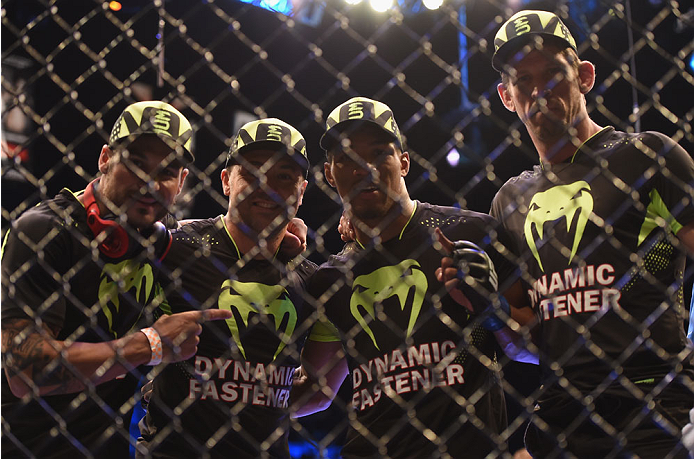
[151,309,232,362]
[434,228,509,331]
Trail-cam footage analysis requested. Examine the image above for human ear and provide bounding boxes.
[220,168,231,196]
[497,83,516,112]
[399,151,410,177]
[324,162,336,188]
[578,61,596,94]
[98,145,113,174]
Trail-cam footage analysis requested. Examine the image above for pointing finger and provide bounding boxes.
[199,309,233,322]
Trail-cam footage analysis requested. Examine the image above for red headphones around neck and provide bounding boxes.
[82,179,172,261]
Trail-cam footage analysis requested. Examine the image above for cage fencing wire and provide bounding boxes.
[2,0,693,458]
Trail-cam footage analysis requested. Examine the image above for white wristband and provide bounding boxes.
[140,327,163,366]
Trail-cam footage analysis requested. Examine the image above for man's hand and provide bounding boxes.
[279,218,308,257]
[435,228,498,312]
[338,211,355,242]
[434,228,508,331]
[141,379,154,407]
[151,309,232,363]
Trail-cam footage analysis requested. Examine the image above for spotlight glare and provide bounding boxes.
[345,0,363,4]
[446,148,460,167]
[369,0,392,12]
[422,0,443,10]
[108,1,122,11]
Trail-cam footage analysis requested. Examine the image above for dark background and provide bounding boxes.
[2,0,693,456]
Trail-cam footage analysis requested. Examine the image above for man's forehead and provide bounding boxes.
[117,137,185,169]
[343,124,396,145]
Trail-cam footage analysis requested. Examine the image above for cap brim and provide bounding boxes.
[492,34,575,72]
[226,141,309,174]
[320,120,399,152]
[111,133,194,165]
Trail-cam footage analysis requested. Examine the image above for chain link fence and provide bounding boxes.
[2,0,693,458]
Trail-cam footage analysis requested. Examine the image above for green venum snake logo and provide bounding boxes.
[524,181,593,272]
[218,280,297,361]
[99,260,158,337]
[350,259,427,350]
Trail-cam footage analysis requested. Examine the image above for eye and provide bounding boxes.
[514,75,530,85]
[127,157,145,172]
[160,167,179,179]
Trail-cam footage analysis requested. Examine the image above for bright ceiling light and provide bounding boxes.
[369,0,393,12]
[345,0,363,4]
[108,1,122,11]
[446,148,460,167]
[422,0,443,9]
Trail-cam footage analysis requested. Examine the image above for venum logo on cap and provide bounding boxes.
[514,17,531,36]
[150,109,176,136]
[341,100,374,122]
[140,107,180,138]
[266,124,284,142]
[257,123,289,143]
[348,101,365,119]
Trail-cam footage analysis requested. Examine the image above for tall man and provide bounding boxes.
[138,118,324,458]
[490,10,694,458]
[1,101,231,458]
[294,97,528,458]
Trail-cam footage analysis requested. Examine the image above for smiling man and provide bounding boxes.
[1,101,231,459]
[292,97,527,458]
[490,10,694,458]
[137,118,324,458]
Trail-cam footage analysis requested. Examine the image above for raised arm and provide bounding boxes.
[434,228,538,364]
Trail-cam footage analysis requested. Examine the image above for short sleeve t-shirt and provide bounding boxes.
[140,216,317,458]
[2,189,163,458]
[490,128,694,392]
[308,201,518,458]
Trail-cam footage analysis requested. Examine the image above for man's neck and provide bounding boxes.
[222,213,284,259]
[353,198,416,246]
[536,118,603,165]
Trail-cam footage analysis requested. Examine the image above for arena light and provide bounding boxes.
[108,1,122,11]
[422,0,443,10]
[446,148,460,167]
[369,0,392,12]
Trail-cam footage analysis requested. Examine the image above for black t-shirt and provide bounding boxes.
[140,216,317,459]
[490,127,694,394]
[308,201,517,458]
[1,189,163,458]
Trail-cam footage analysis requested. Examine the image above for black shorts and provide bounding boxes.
[524,387,692,459]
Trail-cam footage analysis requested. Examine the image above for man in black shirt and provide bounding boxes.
[293,97,531,458]
[138,118,328,458]
[490,10,694,458]
[1,101,231,459]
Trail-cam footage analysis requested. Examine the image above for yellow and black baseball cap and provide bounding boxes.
[320,97,403,152]
[492,10,577,72]
[225,118,309,175]
[109,101,194,163]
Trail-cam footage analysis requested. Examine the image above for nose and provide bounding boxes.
[144,175,162,196]
[531,83,551,100]
[353,159,378,181]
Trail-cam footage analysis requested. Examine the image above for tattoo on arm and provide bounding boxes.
[2,318,85,395]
